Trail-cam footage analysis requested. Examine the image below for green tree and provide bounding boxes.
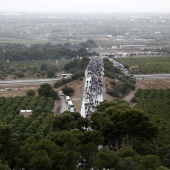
[94,148,121,170]
[26,89,36,96]
[53,111,89,131]
[0,164,10,170]
[120,157,143,170]
[91,100,158,148]
[40,63,48,71]
[38,83,58,100]
[61,86,75,96]
[47,70,55,78]
[140,154,161,170]
[30,150,53,170]
[116,147,139,159]
[156,166,170,170]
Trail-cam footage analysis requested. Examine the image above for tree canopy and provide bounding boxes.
[91,100,158,148]
[38,83,59,100]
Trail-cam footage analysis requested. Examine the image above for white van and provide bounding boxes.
[66,96,71,103]
[70,107,75,112]
[67,101,74,108]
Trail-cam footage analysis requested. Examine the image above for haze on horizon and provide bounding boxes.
[1,0,170,13]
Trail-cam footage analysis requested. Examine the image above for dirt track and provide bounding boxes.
[123,79,170,102]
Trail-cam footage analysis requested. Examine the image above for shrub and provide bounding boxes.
[61,86,75,96]
[26,89,36,96]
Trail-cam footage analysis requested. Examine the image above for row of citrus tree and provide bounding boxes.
[132,88,170,163]
[0,96,54,137]
[115,56,170,74]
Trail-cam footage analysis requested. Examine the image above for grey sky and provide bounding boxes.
[1,0,170,13]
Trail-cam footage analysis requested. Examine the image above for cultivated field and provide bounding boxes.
[115,56,170,74]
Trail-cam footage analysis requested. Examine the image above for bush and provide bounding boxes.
[26,89,36,96]
[53,78,72,88]
[131,96,137,103]
[61,86,75,96]
[107,89,119,98]
[47,70,55,78]
[72,71,84,80]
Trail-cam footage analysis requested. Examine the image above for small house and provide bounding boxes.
[20,110,33,118]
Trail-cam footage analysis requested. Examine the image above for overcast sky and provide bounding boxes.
[1,0,170,13]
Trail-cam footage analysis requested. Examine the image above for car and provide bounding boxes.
[66,96,71,103]
[59,91,64,96]
[67,101,74,108]
[70,107,75,112]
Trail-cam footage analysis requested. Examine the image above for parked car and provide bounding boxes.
[70,107,75,112]
[59,91,64,96]
[66,96,71,103]
[67,101,74,108]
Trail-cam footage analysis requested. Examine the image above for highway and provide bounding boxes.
[0,78,61,86]
[0,74,170,86]
[133,74,170,80]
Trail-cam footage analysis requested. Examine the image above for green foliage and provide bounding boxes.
[0,96,54,137]
[115,57,170,74]
[134,89,170,161]
[53,111,89,131]
[0,44,94,62]
[38,83,58,100]
[94,148,121,170]
[0,96,168,169]
[0,164,10,170]
[40,63,48,71]
[91,100,158,148]
[53,77,72,88]
[26,89,36,96]
[140,154,161,170]
[47,70,55,78]
[103,58,136,98]
[64,57,89,77]
[79,40,98,49]
[61,86,75,96]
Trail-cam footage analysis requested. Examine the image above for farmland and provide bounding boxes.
[133,89,170,159]
[0,96,54,137]
[0,59,68,80]
[115,57,170,74]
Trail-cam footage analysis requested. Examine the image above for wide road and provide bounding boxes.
[133,74,170,80]
[0,78,61,86]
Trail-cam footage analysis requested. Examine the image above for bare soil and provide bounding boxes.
[123,79,170,102]
[0,85,39,97]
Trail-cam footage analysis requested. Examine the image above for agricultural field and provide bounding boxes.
[0,59,69,80]
[132,89,170,159]
[115,56,170,74]
[0,96,54,137]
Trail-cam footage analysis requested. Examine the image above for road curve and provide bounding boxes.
[0,78,61,86]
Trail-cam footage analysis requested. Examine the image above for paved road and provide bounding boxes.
[80,56,104,118]
[133,74,170,80]
[0,78,61,86]
[60,96,69,113]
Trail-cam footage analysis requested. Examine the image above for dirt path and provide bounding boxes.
[53,100,60,116]
[123,90,136,102]
[123,79,170,103]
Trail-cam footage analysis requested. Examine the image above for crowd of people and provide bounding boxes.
[81,57,104,118]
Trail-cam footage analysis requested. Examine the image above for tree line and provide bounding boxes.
[0,96,168,169]
[0,42,98,62]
